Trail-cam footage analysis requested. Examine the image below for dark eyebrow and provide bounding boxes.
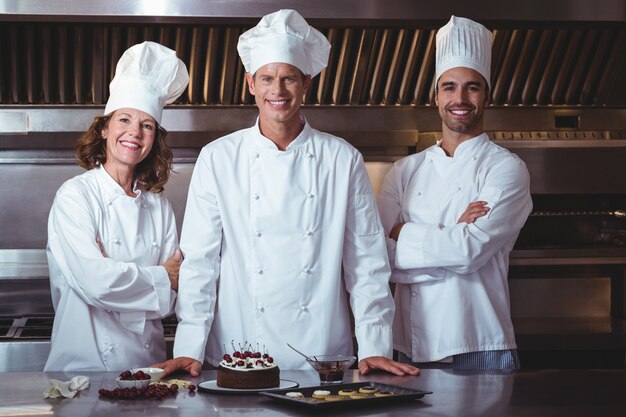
[465,81,483,88]
[440,81,456,88]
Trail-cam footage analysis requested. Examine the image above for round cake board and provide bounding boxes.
[198,379,299,394]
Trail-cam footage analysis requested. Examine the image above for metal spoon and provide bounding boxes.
[287,343,320,364]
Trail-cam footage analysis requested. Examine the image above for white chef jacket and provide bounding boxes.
[45,165,177,372]
[174,119,395,370]
[377,133,532,363]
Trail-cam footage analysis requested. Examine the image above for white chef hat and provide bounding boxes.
[237,9,331,77]
[104,41,189,124]
[435,16,493,89]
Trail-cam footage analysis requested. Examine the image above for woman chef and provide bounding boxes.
[44,41,189,372]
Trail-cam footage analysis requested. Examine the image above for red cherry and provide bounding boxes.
[255,359,263,366]
[254,352,262,358]
[243,351,252,358]
[236,360,245,366]
[267,357,274,363]
[262,353,269,359]
[188,384,196,392]
[233,351,241,358]
[119,370,132,380]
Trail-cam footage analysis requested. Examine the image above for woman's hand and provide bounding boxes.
[163,249,182,292]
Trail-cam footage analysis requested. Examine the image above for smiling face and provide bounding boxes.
[246,63,311,134]
[101,108,157,173]
[435,67,489,141]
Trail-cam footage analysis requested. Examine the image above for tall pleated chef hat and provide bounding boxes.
[237,9,331,77]
[435,16,493,89]
[104,41,189,124]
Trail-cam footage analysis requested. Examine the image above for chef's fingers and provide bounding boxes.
[358,356,420,376]
[163,249,182,291]
[389,222,405,241]
[151,357,201,377]
[95,237,107,257]
[457,201,490,224]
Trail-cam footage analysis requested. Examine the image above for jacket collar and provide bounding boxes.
[95,165,142,202]
[431,132,489,160]
[251,114,312,151]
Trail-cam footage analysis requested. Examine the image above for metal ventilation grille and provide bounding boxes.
[1,23,624,106]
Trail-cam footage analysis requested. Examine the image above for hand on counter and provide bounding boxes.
[151,357,202,378]
[358,356,420,376]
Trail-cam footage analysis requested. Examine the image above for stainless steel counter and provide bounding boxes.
[2,369,626,417]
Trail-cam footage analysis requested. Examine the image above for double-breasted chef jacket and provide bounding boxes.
[45,165,177,371]
[377,133,532,363]
[174,119,395,370]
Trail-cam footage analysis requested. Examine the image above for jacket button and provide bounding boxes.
[305,230,313,237]
[258,306,265,313]
[303,267,311,274]
[308,193,314,199]
[255,231,262,238]
[255,153,260,159]
[416,191,421,196]
[144,344,150,349]
[307,153,314,159]
[152,241,158,247]
[257,268,264,275]
[411,291,417,297]
[254,193,260,200]
[300,305,308,312]
[113,238,120,245]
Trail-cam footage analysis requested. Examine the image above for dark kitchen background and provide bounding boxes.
[1,0,625,371]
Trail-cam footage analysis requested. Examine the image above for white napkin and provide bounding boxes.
[43,376,90,399]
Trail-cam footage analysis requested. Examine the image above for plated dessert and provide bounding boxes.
[216,344,279,389]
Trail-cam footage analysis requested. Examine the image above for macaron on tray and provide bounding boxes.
[259,382,431,408]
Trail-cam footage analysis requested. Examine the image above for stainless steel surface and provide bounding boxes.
[0,249,48,279]
[530,210,626,218]
[0,340,49,372]
[1,0,624,22]
[1,369,626,417]
[1,0,626,373]
[1,107,626,139]
[1,13,626,108]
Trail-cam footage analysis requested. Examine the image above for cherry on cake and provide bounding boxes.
[216,344,279,389]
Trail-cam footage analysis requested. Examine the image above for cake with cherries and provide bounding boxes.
[216,345,279,389]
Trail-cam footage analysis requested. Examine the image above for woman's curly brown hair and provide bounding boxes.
[74,114,173,193]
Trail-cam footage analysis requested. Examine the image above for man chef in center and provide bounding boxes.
[155,9,419,377]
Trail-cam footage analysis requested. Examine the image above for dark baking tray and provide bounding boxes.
[259,381,431,409]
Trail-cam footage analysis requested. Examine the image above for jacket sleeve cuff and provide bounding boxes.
[172,322,207,362]
[146,265,174,316]
[354,324,393,360]
[394,222,430,269]
[390,268,446,284]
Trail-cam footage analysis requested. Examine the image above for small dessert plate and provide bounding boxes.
[198,379,299,394]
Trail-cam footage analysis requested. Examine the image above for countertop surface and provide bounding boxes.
[2,368,626,417]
